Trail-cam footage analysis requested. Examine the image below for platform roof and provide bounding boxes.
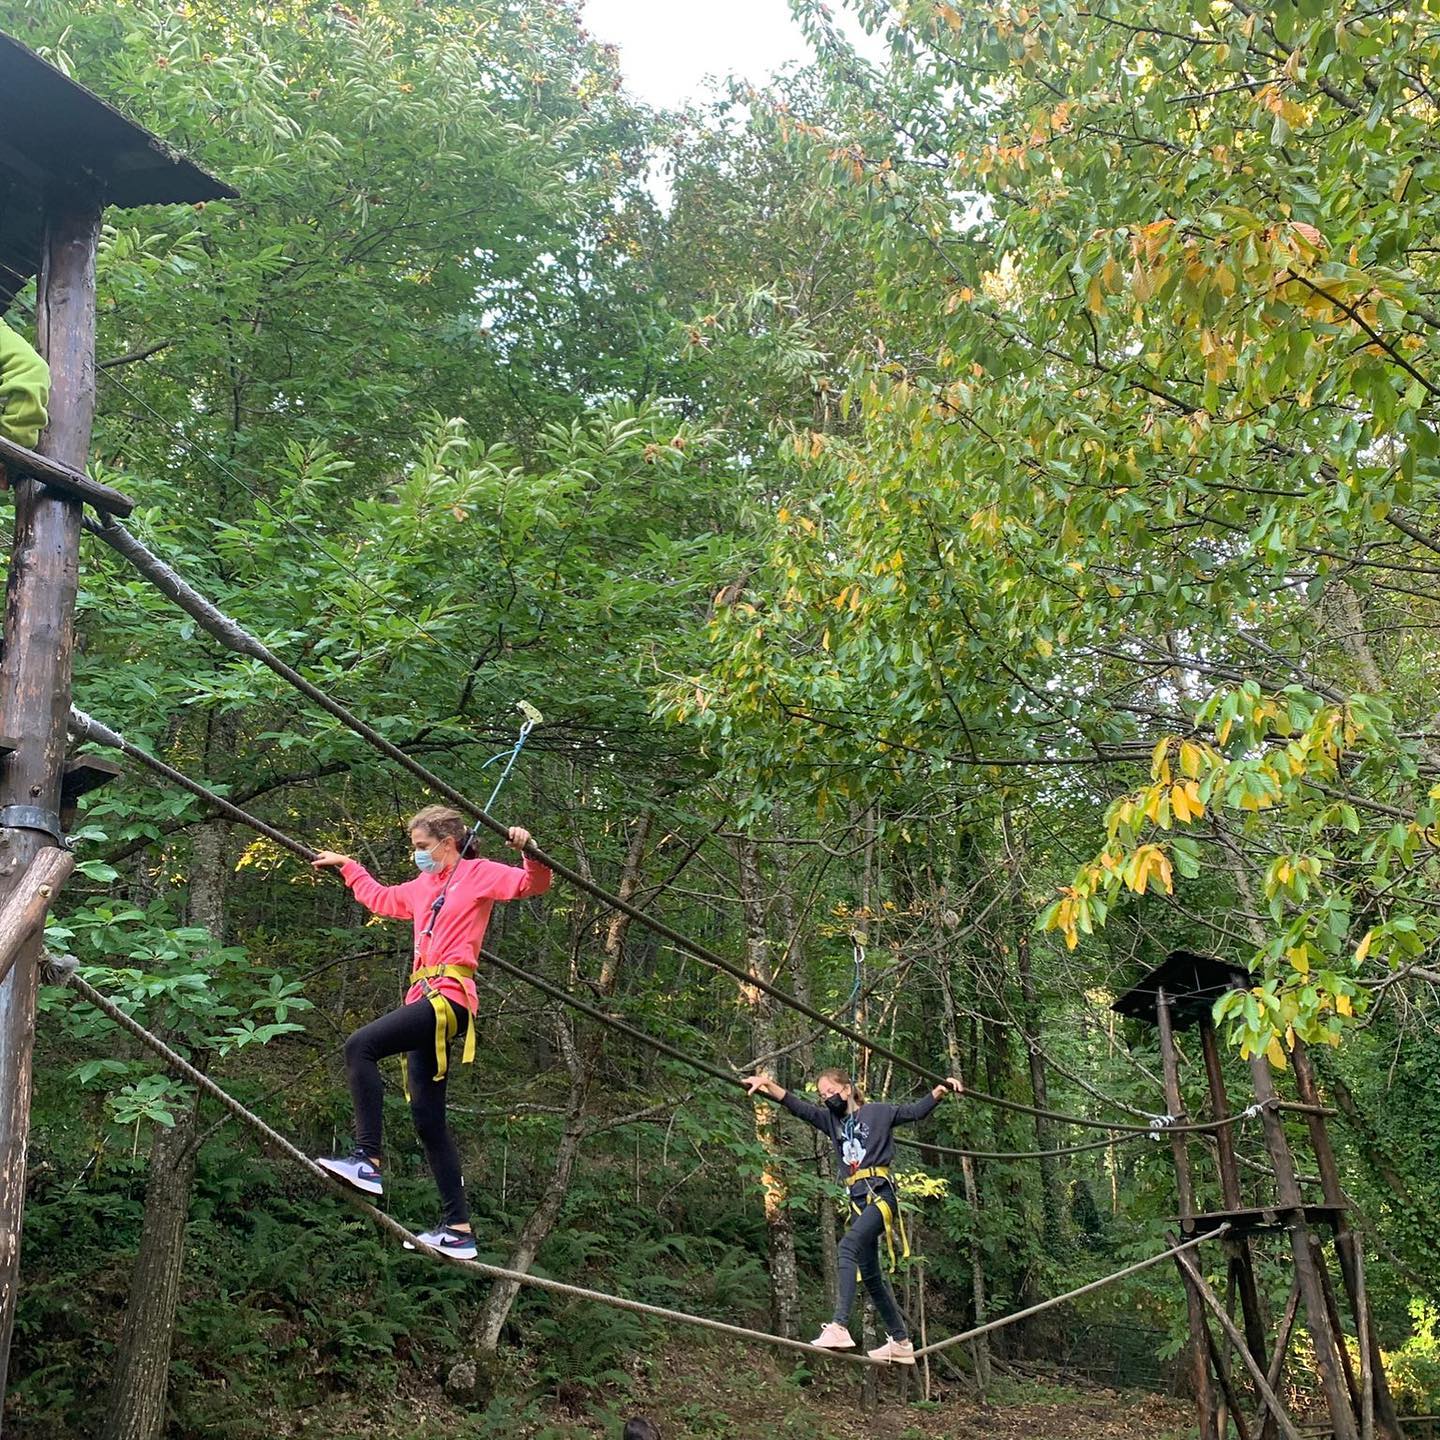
[1112,949,1254,1031]
[0,30,236,311]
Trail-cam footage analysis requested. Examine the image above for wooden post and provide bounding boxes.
[1199,1012,1274,1429]
[1172,1241,1308,1440]
[1245,1044,1360,1440]
[1157,988,1219,1440]
[0,196,99,1410]
[0,848,75,989]
[1290,1040,1404,1440]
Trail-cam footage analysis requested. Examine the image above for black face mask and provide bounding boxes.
[824,1093,850,1118]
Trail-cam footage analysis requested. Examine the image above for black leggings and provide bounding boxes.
[834,1187,907,1340]
[345,998,470,1227]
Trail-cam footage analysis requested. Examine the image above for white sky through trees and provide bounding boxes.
[582,0,882,108]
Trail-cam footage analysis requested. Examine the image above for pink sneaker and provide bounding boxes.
[810,1322,856,1350]
[867,1337,916,1365]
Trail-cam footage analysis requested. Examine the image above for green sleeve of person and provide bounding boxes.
[0,318,51,449]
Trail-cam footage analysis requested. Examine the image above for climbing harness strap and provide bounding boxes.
[846,1166,910,1270]
[409,963,478,1084]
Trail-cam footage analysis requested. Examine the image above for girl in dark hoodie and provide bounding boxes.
[743,1066,959,1364]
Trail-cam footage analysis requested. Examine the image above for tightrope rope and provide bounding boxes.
[912,1225,1230,1359]
[46,959,1234,1369]
[46,958,887,1367]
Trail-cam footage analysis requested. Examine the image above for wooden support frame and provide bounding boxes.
[0,847,73,989]
[0,195,99,1404]
[1246,1045,1360,1440]
[1173,1239,1307,1440]
[1291,1041,1404,1440]
[1157,987,1221,1440]
[0,432,132,516]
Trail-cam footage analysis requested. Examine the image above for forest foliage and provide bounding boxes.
[3,0,1440,1436]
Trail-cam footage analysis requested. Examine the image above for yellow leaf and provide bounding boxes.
[1287,946,1309,976]
[1336,993,1353,1017]
[1035,635,1053,659]
[1179,740,1202,780]
[1266,1037,1288,1069]
[1086,275,1104,315]
[777,506,791,523]
[1354,929,1373,962]
[1143,785,1165,824]
[1151,737,1171,781]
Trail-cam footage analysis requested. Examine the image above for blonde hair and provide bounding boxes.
[817,1067,864,1104]
[407,805,473,853]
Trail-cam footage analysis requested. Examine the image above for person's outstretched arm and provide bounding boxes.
[0,319,50,451]
[744,1072,829,1131]
[312,850,418,919]
[477,825,553,900]
[893,1078,962,1124]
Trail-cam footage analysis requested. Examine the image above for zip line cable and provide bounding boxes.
[63,706,1271,1159]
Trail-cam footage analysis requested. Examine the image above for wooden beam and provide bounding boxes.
[0,432,133,517]
[58,753,123,828]
[1158,987,1220,1440]
[1173,1240,1307,1440]
[0,848,74,990]
[0,197,100,1408]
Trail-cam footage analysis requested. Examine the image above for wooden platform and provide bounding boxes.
[1179,1204,1348,1238]
[1112,949,1254,1030]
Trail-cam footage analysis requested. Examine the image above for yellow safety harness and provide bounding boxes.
[847,1165,910,1270]
[406,962,477,1092]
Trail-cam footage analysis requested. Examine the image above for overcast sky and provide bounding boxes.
[582,0,882,109]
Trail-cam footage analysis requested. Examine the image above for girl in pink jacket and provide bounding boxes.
[311,804,551,1256]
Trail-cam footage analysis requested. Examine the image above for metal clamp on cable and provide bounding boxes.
[0,805,67,847]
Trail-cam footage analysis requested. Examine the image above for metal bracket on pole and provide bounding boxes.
[0,807,67,848]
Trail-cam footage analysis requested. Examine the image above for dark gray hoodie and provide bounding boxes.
[781,1089,942,1194]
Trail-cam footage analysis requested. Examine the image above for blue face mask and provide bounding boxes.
[414,849,442,873]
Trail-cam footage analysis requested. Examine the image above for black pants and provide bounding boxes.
[345,998,469,1227]
[834,1186,907,1339]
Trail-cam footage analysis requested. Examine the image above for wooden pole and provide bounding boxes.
[0,196,99,1414]
[1199,1010,1273,1412]
[1290,1041,1404,1440]
[1172,1241,1308,1440]
[1245,1045,1360,1440]
[0,848,75,989]
[0,433,132,516]
[1157,988,1219,1440]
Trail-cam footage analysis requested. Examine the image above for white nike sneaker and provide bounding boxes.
[811,1322,856,1349]
[403,1225,478,1260]
[315,1148,383,1196]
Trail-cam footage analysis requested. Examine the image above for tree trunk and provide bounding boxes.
[735,837,799,1339]
[475,1014,589,1352]
[938,962,990,1389]
[471,813,652,1357]
[1015,929,1062,1248]
[100,1091,202,1440]
[103,716,232,1436]
[781,882,838,1315]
